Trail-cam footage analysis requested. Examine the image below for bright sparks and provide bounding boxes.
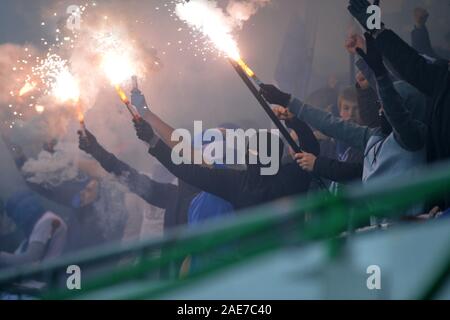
[94,32,140,85]
[52,69,80,103]
[101,51,136,85]
[175,0,258,80]
[19,82,36,97]
[33,54,79,103]
[175,0,241,60]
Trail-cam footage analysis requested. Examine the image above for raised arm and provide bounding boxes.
[377,77,427,151]
[141,111,178,149]
[348,0,447,97]
[78,129,177,209]
[356,82,381,128]
[411,8,441,60]
[141,110,211,167]
[356,33,428,151]
[260,85,374,151]
[133,119,242,205]
[376,29,446,97]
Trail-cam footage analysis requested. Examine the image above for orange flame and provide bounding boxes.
[115,84,129,104]
[237,59,255,78]
[114,84,141,119]
[78,112,85,123]
[75,100,87,137]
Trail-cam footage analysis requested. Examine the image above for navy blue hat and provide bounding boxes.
[6,191,46,236]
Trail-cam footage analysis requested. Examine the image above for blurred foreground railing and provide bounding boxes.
[1,162,450,299]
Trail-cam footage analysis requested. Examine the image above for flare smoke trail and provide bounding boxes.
[226,0,271,28]
[175,0,271,58]
[1,2,164,193]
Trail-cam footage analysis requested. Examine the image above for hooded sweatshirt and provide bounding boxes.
[374,29,450,209]
[187,131,236,225]
[288,79,428,216]
[148,119,319,211]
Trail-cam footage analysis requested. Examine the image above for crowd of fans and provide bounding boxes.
[1,0,449,287]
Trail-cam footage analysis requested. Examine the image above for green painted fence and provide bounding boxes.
[1,162,450,299]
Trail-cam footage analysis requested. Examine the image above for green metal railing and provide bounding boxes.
[1,162,450,299]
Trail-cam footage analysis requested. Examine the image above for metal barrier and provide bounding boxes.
[1,162,450,299]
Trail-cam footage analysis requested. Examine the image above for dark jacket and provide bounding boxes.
[88,144,198,230]
[356,83,381,129]
[314,152,363,184]
[411,25,440,60]
[376,29,450,208]
[148,120,319,210]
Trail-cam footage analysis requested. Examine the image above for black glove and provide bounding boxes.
[348,0,381,32]
[133,118,155,144]
[260,84,292,107]
[78,129,100,155]
[356,33,387,77]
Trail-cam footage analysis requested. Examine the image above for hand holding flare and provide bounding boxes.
[73,100,87,138]
[48,67,86,137]
[114,84,141,120]
[235,58,262,86]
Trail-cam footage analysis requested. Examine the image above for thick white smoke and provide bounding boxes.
[0,44,38,106]
[21,141,85,187]
[175,0,270,59]
[177,0,270,30]
[226,0,271,28]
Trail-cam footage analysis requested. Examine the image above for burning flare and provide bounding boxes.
[93,32,142,119]
[114,84,140,119]
[175,0,261,84]
[52,70,87,135]
[176,0,241,60]
[100,51,136,86]
[41,58,86,133]
[52,69,80,103]
[236,58,261,84]
[115,84,130,105]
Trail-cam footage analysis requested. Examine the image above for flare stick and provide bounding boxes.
[229,58,328,191]
[114,84,141,120]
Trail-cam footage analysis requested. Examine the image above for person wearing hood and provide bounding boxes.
[260,33,428,218]
[347,0,450,210]
[0,132,127,252]
[294,87,364,194]
[0,191,67,268]
[187,125,241,226]
[132,116,319,211]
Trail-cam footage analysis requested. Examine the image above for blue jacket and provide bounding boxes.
[188,191,234,225]
[187,162,234,225]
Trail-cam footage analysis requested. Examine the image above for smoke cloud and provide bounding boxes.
[227,0,271,28]
[0,44,37,105]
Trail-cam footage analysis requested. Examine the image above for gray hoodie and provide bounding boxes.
[288,78,428,216]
